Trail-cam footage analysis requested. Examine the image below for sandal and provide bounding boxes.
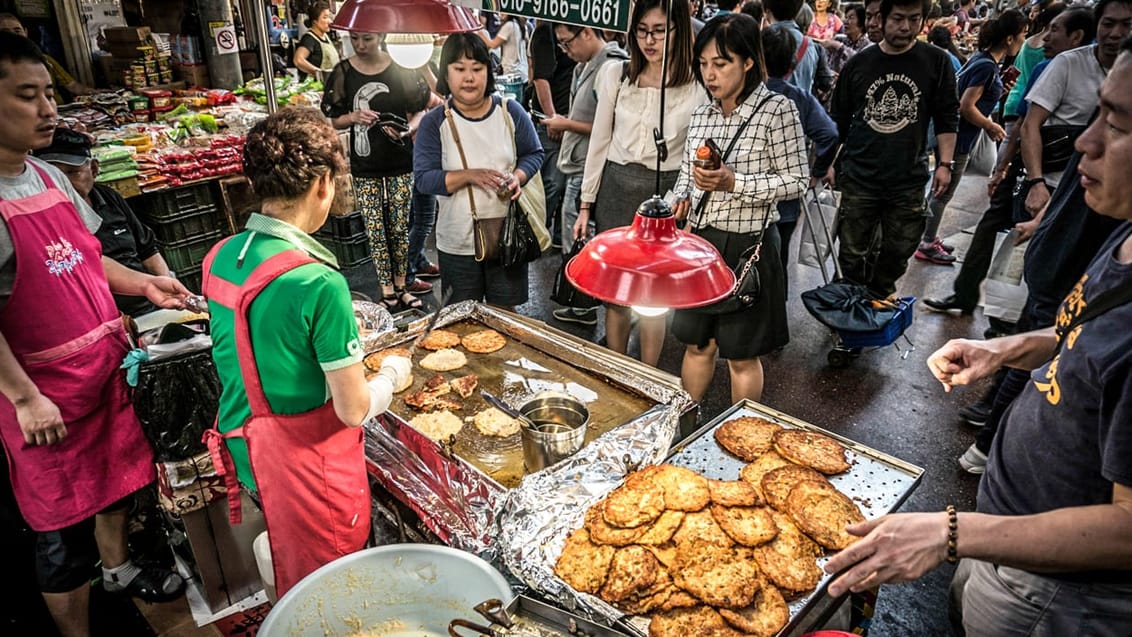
[395,287,423,311]
[105,564,186,603]
[381,293,402,312]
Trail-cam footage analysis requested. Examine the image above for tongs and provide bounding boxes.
[448,599,538,637]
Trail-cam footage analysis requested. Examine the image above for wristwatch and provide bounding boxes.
[939,160,956,171]
[1024,177,1048,187]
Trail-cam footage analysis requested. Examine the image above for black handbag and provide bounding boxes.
[499,199,542,268]
[551,239,602,308]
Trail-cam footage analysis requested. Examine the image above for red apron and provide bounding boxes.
[0,162,153,531]
[201,241,371,598]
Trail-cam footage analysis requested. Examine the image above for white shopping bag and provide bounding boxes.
[798,186,841,280]
[983,229,1028,322]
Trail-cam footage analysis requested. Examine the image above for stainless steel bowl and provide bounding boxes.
[257,544,512,636]
[520,392,589,472]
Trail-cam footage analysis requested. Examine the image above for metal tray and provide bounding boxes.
[454,595,632,637]
[618,399,923,636]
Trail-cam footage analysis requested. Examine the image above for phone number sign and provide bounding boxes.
[476,0,629,32]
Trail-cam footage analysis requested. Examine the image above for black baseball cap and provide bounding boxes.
[33,128,92,166]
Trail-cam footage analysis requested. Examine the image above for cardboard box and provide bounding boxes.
[102,41,145,59]
[104,26,151,43]
[101,176,141,199]
[174,63,210,87]
[97,55,136,86]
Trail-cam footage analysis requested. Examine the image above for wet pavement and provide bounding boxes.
[345,174,1001,636]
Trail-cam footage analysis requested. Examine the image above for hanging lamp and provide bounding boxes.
[332,0,479,68]
[565,0,734,313]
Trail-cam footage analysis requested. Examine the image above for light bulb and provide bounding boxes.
[632,306,669,318]
[386,33,434,68]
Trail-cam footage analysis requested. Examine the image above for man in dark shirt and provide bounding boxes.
[34,129,172,316]
[529,20,576,247]
[824,43,1132,634]
[829,0,959,297]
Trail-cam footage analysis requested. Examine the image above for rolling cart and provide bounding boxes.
[798,187,916,367]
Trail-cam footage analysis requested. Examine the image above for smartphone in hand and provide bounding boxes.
[1002,66,1020,84]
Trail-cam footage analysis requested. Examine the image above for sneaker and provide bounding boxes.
[552,307,598,325]
[405,279,433,295]
[415,263,440,279]
[914,241,957,264]
[930,236,956,253]
[923,295,976,315]
[958,402,991,427]
[958,444,988,474]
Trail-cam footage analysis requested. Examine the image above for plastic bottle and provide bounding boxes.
[694,139,721,170]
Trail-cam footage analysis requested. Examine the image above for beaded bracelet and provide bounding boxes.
[946,505,959,564]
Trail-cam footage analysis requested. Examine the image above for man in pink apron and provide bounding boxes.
[0,34,193,636]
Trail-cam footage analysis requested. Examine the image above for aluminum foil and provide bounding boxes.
[352,300,396,349]
[360,301,693,563]
[495,405,680,628]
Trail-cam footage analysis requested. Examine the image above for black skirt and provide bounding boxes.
[671,225,790,359]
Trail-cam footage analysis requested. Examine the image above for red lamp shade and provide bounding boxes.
[565,197,736,309]
[332,0,479,34]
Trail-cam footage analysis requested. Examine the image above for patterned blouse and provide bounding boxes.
[808,14,844,41]
[674,84,808,232]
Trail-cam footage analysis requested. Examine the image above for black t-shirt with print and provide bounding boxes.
[980,222,1132,584]
[322,60,429,178]
[830,41,959,192]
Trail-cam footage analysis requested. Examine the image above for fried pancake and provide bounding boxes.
[618,569,677,615]
[672,509,734,548]
[760,464,828,512]
[660,590,700,611]
[786,480,866,550]
[418,348,467,372]
[586,504,648,546]
[714,416,784,461]
[636,510,685,545]
[773,429,851,474]
[718,581,790,637]
[461,329,506,353]
[603,479,666,529]
[423,374,448,390]
[554,527,614,595]
[418,328,461,350]
[363,346,411,372]
[628,464,711,512]
[672,542,760,608]
[407,411,464,442]
[644,543,678,569]
[647,606,727,637]
[450,373,478,398]
[752,510,823,594]
[708,479,763,507]
[403,379,454,411]
[600,545,660,603]
[472,407,521,437]
[739,451,796,499]
[711,504,778,547]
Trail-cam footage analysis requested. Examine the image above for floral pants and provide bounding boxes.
[354,174,411,287]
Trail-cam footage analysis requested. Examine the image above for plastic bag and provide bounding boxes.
[551,240,602,309]
[132,348,220,462]
[984,229,1028,322]
[966,130,997,176]
[798,186,840,272]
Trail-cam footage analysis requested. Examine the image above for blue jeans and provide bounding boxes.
[407,183,436,280]
[560,174,592,254]
[537,124,565,237]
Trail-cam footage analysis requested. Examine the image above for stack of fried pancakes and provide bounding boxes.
[554,417,864,637]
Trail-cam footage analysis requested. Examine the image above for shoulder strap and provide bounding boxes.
[444,103,480,221]
[786,36,810,81]
[1058,281,1132,346]
[691,93,778,224]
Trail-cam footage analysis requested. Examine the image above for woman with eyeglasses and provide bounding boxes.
[573,0,705,368]
[322,32,434,312]
[671,13,807,404]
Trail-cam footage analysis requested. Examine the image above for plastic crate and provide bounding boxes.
[162,230,223,273]
[147,206,223,243]
[317,235,372,269]
[177,266,203,294]
[316,211,366,241]
[139,182,215,222]
[838,297,916,349]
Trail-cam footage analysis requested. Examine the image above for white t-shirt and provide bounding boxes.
[1026,44,1107,127]
[0,157,101,304]
[497,20,528,78]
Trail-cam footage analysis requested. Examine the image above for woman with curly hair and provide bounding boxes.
[203,107,411,598]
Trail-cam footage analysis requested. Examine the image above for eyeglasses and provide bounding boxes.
[634,25,671,41]
[557,30,582,51]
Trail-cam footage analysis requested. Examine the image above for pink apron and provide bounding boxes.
[202,242,370,598]
[0,161,153,531]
